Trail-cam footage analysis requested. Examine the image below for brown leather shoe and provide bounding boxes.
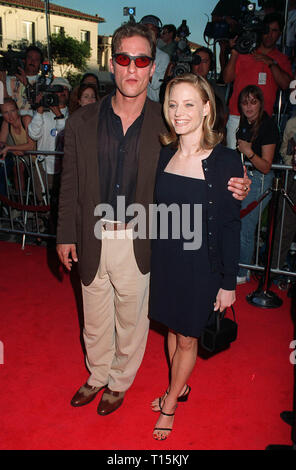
[97,387,125,416]
[71,382,106,407]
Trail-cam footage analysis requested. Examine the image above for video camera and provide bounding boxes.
[26,62,64,110]
[234,3,269,54]
[170,20,201,77]
[0,46,26,76]
[204,1,268,55]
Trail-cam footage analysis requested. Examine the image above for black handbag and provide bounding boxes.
[200,306,237,353]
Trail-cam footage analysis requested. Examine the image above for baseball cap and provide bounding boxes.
[140,15,162,29]
[51,77,72,91]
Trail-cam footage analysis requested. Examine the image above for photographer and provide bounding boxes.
[211,0,252,80]
[158,24,177,59]
[28,77,71,203]
[140,15,170,102]
[224,12,292,149]
[1,45,45,117]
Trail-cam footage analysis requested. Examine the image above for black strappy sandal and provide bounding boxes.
[152,384,191,412]
[153,406,177,441]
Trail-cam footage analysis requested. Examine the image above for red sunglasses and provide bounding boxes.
[113,53,153,68]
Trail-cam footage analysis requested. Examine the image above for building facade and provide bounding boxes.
[0,0,104,69]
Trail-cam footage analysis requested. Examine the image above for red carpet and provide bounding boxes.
[0,240,294,450]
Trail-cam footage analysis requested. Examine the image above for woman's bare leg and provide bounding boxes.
[153,333,197,440]
[151,330,188,411]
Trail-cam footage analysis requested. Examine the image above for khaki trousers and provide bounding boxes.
[81,228,150,392]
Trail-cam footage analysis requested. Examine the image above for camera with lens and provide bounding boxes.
[26,62,63,110]
[204,1,268,55]
[0,45,25,76]
[170,20,201,77]
[234,3,269,54]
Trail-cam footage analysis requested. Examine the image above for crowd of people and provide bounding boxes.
[0,4,295,444]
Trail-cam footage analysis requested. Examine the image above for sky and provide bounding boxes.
[52,0,224,46]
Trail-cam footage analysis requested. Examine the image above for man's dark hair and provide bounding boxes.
[81,72,100,90]
[25,45,44,63]
[112,22,156,60]
[193,47,214,70]
[162,24,177,40]
[263,12,285,32]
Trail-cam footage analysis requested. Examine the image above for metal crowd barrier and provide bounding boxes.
[0,153,295,283]
[240,161,296,281]
[0,151,63,249]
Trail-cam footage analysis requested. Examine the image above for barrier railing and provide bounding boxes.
[240,161,296,280]
[0,152,295,282]
[0,151,63,249]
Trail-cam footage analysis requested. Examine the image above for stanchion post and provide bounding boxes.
[246,176,283,308]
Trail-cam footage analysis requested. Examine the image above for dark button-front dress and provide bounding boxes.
[149,147,222,338]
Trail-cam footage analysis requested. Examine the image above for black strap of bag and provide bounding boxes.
[208,305,236,329]
[200,305,237,353]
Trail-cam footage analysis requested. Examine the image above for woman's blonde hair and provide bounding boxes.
[161,73,223,149]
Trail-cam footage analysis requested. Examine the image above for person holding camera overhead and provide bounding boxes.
[223,12,292,150]
[28,77,71,204]
[0,46,46,117]
[211,0,252,80]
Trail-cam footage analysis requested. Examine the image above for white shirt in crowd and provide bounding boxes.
[147,47,170,102]
[28,107,68,175]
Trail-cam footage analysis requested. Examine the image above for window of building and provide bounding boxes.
[53,25,65,35]
[22,21,35,44]
[80,30,90,43]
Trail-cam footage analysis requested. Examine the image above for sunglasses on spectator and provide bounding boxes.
[113,53,153,68]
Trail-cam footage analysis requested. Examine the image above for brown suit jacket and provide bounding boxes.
[56,95,166,286]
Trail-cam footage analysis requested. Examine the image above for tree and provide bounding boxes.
[49,32,91,76]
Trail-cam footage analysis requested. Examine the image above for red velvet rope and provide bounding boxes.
[0,194,50,212]
[240,201,259,218]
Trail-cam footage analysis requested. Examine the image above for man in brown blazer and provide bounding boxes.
[56,22,251,416]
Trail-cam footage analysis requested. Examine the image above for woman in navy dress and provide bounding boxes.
[149,73,243,440]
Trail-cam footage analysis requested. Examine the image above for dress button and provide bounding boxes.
[209,200,213,204]
[208,183,212,188]
[204,167,208,172]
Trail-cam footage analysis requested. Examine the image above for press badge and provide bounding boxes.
[50,128,58,137]
[258,72,267,85]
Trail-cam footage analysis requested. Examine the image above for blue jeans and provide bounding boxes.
[238,169,274,277]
